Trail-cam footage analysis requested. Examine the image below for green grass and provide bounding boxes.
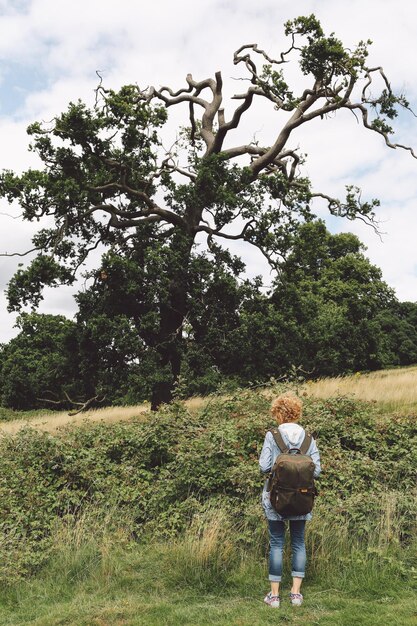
[0,406,55,422]
[0,540,415,626]
[0,386,416,625]
[0,505,415,626]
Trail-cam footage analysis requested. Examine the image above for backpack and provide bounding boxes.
[267,428,318,516]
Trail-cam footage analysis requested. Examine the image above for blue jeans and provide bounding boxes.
[268,519,306,582]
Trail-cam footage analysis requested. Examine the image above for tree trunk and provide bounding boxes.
[150,231,194,410]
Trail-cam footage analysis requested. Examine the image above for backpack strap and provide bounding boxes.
[299,432,313,455]
[268,428,288,453]
[269,428,313,455]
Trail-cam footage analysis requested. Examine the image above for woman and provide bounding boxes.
[259,394,321,608]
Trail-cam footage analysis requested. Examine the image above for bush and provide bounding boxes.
[0,389,415,584]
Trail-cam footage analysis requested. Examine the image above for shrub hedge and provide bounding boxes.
[0,388,415,583]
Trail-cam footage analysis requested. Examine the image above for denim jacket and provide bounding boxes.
[259,423,321,521]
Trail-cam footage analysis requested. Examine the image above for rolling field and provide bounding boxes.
[302,365,417,412]
[0,372,416,625]
[1,365,417,435]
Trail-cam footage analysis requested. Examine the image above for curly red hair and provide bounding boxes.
[271,394,302,424]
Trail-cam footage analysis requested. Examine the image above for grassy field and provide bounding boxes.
[302,365,417,414]
[0,403,149,434]
[2,365,417,434]
[0,368,416,625]
[0,397,206,434]
[0,552,415,626]
[0,507,415,626]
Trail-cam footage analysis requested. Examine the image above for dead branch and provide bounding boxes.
[233,42,296,68]
[0,246,43,258]
[347,102,417,159]
[37,392,107,415]
[67,394,107,416]
[36,397,63,405]
[0,211,24,219]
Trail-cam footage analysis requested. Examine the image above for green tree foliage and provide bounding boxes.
[270,221,396,376]
[73,220,413,399]
[74,242,258,403]
[1,15,415,406]
[2,220,416,410]
[375,301,417,367]
[0,313,78,410]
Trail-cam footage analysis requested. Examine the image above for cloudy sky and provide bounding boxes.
[1,0,417,343]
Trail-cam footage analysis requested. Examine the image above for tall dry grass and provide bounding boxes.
[2,364,417,436]
[0,403,150,435]
[35,496,413,595]
[166,507,238,588]
[0,396,208,435]
[302,365,417,412]
[47,505,135,586]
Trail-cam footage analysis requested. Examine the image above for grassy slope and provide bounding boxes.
[0,398,206,434]
[302,364,417,414]
[0,541,415,626]
[0,365,417,434]
[2,364,417,434]
[0,368,417,625]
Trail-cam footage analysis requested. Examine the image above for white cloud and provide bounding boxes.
[1,0,417,342]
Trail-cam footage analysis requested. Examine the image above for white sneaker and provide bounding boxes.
[264,592,280,607]
[290,592,303,606]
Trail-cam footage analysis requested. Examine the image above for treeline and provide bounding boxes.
[1,220,417,410]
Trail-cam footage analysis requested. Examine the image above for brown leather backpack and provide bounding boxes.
[267,428,318,516]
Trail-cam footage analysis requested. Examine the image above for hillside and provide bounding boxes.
[0,384,416,625]
[1,365,417,435]
[303,365,417,412]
